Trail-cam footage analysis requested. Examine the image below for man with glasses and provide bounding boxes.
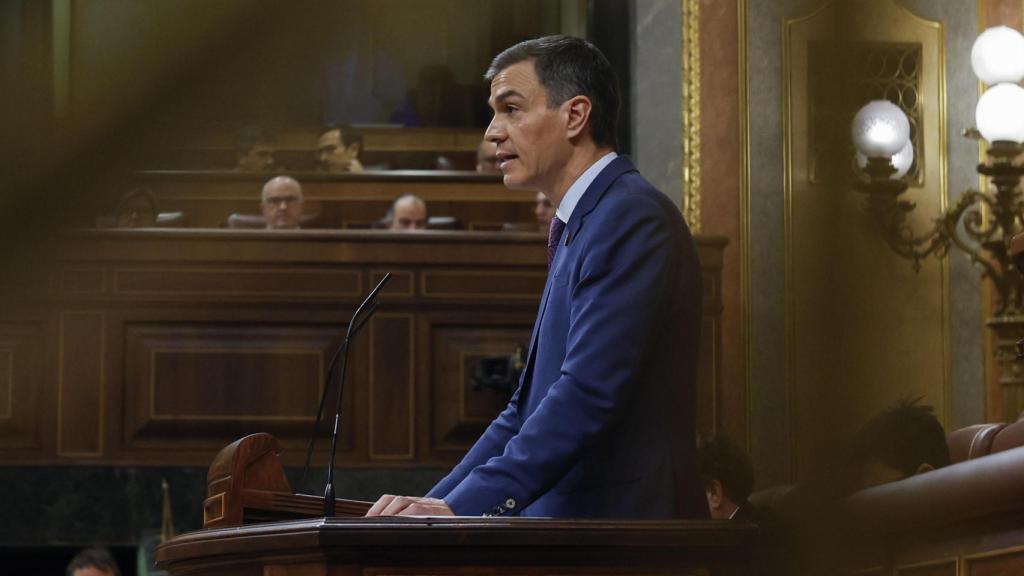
[260,176,305,230]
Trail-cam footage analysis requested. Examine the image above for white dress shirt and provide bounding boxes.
[554,152,618,223]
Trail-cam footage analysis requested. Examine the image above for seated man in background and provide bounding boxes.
[697,433,757,520]
[389,194,428,230]
[66,548,120,576]
[261,175,305,230]
[115,188,158,228]
[847,397,951,491]
[534,192,555,232]
[317,125,364,173]
[235,126,276,172]
[476,139,500,173]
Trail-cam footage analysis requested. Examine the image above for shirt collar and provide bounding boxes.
[554,152,618,223]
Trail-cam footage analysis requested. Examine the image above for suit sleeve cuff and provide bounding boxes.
[445,479,524,517]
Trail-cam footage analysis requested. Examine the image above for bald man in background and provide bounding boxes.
[389,194,428,230]
[261,176,305,230]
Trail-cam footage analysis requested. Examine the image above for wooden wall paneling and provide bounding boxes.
[373,269,415,300]
[0,231,722,468]
[0,323,45,452]
[104,308,126,463]
[61,268,106,294]
[421,270,548,300]
[428,317,533,455]
[115,267,361,299]
[368,314,415,460]
[122,321,354,456]
[964,546,1024,576]
[696,239,726,435]
[894,558,957,576]
[696,315,720,434]
[58,311,105,458]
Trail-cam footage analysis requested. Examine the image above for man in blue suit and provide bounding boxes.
[367,36,705,519]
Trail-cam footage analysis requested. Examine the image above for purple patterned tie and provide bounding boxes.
[548,217,565,266]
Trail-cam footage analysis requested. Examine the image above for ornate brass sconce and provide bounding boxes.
[852,26,1024,420]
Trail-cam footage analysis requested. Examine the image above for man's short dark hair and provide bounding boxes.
[849,397,951,479]
[235,126,276,155]
[66,548,120,576]
[319,124,362,147]
[697,433,754,505]
[485,35,620,149]
[115,187,157,214]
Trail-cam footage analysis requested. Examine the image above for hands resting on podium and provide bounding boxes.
[365,495,455,517]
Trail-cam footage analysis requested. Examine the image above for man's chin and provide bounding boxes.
[501,174,533,191]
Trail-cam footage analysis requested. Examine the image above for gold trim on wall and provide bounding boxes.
[738,0,752,450]
[782,5,805,482]
[682,0,702,232]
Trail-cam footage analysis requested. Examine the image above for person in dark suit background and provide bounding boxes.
[697,433,758,520]
[235,126,276,172]
[846,397,951,492]
[367,35,704,518]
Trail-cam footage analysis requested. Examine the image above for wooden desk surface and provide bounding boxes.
[157,517,757,575]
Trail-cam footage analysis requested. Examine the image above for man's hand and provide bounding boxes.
[365,495,454,517]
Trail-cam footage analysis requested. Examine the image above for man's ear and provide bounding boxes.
[564,95,592,140]
[346,142,361,156]
[707,480,723,510]
[914,463,935,476]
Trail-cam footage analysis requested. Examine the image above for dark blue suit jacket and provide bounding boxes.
[427,157,705,518]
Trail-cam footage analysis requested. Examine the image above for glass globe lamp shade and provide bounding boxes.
[971,26,1024,85]
[856,140,914,180]
[976,83,1024,144]
[851,100,911,158]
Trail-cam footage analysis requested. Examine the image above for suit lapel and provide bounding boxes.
[563,156,637,247]
[514,156,639,407]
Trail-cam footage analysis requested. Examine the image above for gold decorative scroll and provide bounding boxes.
[682,0,702,231]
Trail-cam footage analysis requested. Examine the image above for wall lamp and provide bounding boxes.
[851,26,1024,312]
[851,26,1024,418]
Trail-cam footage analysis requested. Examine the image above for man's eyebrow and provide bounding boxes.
[491,89,526,105]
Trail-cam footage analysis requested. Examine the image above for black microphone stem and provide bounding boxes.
[300,273,390,498]
[321,273,391,517]
[323,331,353,516]
[300,339,347,490]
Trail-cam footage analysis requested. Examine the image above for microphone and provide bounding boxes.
[299,273,391,514]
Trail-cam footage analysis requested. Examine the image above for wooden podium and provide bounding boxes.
[157,434,757,575]
[157,516,757,576]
